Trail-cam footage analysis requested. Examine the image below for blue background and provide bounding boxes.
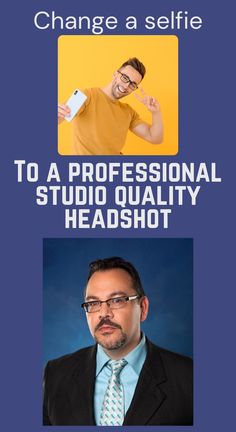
[1,0,235,432]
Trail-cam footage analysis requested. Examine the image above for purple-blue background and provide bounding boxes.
[1,0,235,431]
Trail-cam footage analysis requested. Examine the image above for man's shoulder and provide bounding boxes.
[145,339,193,394]
[147,339,193,371]
[83,87,101,98]
[45,345,96,372]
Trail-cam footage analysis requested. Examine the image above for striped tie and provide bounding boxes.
[99,359,127,426]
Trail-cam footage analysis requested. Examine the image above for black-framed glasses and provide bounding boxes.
[81,295,140,313]
[117,71,138,91]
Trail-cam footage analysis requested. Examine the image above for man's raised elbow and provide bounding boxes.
[150,133,164,145]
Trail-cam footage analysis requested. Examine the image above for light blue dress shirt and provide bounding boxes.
[94,334,147,425]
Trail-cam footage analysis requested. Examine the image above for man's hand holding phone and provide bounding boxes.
[58,89,87,124]
[58,104,71,124]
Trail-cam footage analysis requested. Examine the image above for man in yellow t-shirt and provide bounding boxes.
[58,58,163,155]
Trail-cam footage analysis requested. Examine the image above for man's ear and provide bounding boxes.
[113,70,118,78]
[140,296,149,322]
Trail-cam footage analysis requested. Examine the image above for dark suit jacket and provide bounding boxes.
[43,339,193,425]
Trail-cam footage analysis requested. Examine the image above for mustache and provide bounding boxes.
[95,318,122,332]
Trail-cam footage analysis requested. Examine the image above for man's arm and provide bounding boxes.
[131,89,163,144]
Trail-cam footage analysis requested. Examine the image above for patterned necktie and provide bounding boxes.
[99,359,127,426]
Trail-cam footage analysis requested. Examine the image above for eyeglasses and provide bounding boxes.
[117,71,138,91]
[81,295,140,313]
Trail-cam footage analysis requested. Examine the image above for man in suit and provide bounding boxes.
[43,257,193,426]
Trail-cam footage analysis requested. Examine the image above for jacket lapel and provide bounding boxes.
[123,339,167,425]
[65,345,97,425]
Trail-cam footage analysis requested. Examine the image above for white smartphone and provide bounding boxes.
[64,89,87,122]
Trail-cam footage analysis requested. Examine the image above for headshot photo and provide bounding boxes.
[58,35,178,156]
[43,238,193,426]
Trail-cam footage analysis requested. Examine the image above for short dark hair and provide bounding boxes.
[86,256,146,297]
[120,57,146,79]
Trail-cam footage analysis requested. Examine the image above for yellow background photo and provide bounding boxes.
[58,35,178,156]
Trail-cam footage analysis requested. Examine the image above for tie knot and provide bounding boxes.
[109,359,127,376]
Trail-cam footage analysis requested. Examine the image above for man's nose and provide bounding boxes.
[123,81,130,89]
[99,302,114,318]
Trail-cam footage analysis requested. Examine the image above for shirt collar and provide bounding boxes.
[96,333,147,377]
[96,344,111,377]
[124,333,146,375]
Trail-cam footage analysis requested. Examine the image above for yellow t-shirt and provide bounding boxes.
[71,87,143,155]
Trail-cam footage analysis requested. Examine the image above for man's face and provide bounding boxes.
[85,268,148,356]
[111,65,143,100]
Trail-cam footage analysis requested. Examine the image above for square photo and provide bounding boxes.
[43,238,192,426]
[58,35,178,156]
